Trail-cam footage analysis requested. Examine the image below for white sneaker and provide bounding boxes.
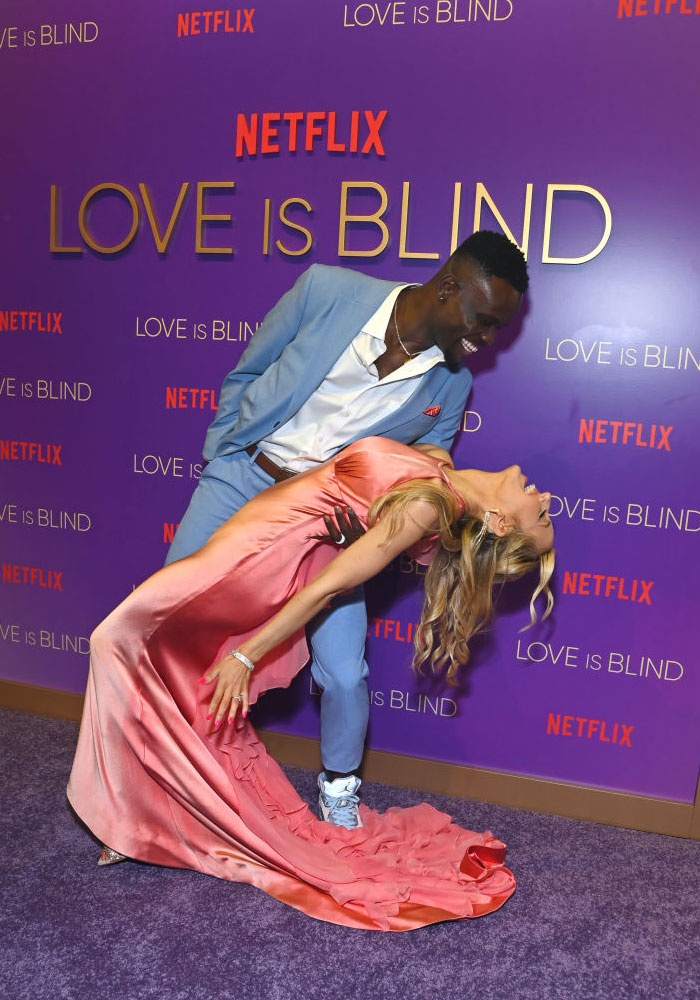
[317,772,363,829]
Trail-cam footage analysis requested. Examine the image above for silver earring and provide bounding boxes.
[475,510,492,546]
[475,509,501,546]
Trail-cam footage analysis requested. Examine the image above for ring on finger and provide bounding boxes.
[336,532,346,545]
[234,695,243,702]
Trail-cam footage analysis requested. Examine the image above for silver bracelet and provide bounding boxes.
[226,649,255,672]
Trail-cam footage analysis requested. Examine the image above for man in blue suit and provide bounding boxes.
[166,231,528,828]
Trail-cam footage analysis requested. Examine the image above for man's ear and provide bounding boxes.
[439,273,460,298]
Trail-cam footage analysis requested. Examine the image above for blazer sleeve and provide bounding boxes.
[412,369,472,452]
[203,266,316,460]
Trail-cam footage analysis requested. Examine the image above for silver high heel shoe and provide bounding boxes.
[97,846,127,866]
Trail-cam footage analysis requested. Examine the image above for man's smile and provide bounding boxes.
[460,336,479,355]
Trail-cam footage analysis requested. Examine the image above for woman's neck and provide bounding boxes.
[442,467,494,519]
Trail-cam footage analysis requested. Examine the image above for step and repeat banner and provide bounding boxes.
[1,1,699,803]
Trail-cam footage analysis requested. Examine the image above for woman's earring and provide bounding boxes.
[475,510,492,546]
[475,508,501,546]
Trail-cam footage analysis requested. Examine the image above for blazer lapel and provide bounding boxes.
[284,276,401,416]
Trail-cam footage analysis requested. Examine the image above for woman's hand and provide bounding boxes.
[202,652,253,728]
[197,504,434,697]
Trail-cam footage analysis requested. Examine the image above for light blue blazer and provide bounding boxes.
[203,264,472,462]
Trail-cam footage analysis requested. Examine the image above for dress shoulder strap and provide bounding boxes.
[436,461,465,516]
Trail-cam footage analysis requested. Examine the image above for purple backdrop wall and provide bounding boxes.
[2,0,699,803]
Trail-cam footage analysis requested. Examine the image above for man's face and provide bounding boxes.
[433,263,522,373]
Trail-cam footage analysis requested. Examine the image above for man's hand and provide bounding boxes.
[321,505,365,548]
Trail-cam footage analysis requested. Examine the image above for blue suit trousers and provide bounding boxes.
[165,450,369,773]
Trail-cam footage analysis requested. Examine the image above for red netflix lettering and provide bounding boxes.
[546,712,634,747]
[578,418,672,451]
[2,563,63,590]
[367,617,419,643]
[618,0,700,15]
[165,387,218,409]
[0,441,63,465]
[234,109,388,158]
[562,571,653,605]
[177,9,255,37]
[0,310,62,333]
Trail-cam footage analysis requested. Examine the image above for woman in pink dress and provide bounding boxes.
[68,437,554,932]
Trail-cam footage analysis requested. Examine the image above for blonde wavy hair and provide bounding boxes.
[369,479,555,685]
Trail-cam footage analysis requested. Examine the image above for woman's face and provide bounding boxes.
[490,466,554,554]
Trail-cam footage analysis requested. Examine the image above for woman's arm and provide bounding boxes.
[204,498,439,726]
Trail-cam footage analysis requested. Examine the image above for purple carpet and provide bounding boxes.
[1,707,698,1000]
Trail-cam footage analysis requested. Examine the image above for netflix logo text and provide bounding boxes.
[562,572,653,605]
[578,419,671,451]
[546,713,633,747]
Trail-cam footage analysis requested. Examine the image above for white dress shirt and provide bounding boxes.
[259,285,444,472]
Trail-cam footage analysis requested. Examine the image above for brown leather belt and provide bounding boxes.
[245,445,298,483]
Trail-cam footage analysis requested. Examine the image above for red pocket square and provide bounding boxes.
[423,405,441,417]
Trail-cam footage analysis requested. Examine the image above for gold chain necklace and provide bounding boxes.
[392,293,422,362]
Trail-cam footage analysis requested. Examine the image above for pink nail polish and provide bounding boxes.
[215,720,221,729]
[242,709,247,719]
[228,717,234,725]
[199,678,207,685]
[206,713,212,720]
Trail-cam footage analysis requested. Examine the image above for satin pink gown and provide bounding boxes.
[67,438,516,931]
